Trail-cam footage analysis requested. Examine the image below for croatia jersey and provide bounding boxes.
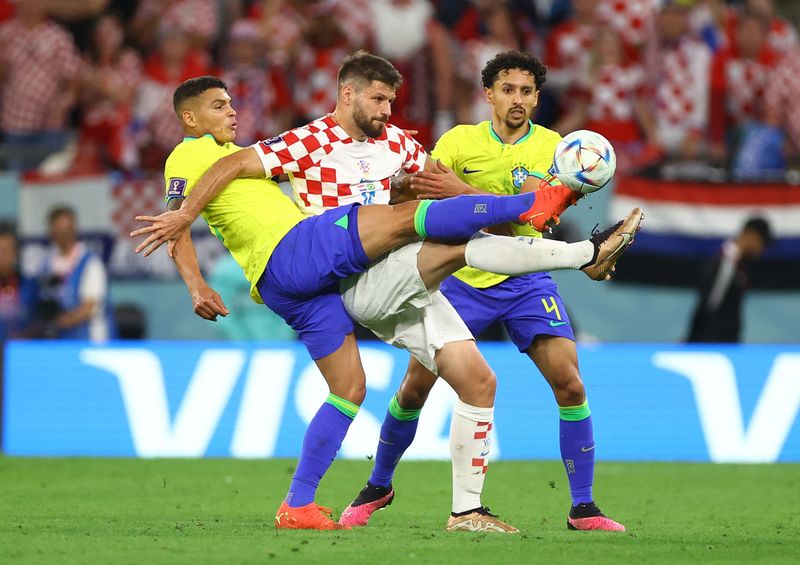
[431,121,562,288]
[252,114,427,216]
[164,134,305,302]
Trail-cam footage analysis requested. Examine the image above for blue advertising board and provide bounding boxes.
[3,341,799,462]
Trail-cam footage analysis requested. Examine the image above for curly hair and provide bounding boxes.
[480,51,547,90]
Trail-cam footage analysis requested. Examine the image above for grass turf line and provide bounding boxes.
[1,458,798,564]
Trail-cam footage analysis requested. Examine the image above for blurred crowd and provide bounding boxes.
[0,0,798,181]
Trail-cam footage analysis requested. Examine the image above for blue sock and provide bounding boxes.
[414,192,535,240]
[559,401,595,506]
[286,395,358,507]
[368,395,421,488]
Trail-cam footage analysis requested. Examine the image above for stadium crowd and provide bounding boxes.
[0,0,798,181]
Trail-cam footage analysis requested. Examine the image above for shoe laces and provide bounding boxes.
[476,506,499,518]
[589,220,623,245]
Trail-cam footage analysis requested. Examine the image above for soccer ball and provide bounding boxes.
[550,130,617,194]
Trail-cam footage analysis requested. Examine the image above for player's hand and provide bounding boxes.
[130,210,192,257]
[191,286,229,321]
[410,160,468,199]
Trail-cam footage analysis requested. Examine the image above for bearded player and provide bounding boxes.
[342,51,625,532]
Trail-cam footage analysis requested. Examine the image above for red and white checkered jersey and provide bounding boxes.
[721,56,775,122]
[293,45,350,120]
[651,38,711,151]
[599,0,658,47]
[765,51,800,148]
[135,0,219,42]
[0,20,81,132]
[545,20,595,89]
[253,115,427,216]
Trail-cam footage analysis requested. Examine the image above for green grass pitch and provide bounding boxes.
[1,457,798,564]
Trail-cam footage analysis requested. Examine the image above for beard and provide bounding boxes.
[353,102,386,138]
[504,107,529,130]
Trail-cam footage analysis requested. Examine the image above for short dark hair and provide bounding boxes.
[48,205,76,225]
[337,50,402,90]
[481,51,547,90]
[172,76,228,115]
[743,217,773,245]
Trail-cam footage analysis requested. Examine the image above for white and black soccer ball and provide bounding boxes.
[550,130,617,194]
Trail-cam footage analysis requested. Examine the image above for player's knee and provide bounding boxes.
[335,381,367,406]
[473,369,496,405]
[554,376,585,406]
[458,368,496,407]
[397,378,429,410]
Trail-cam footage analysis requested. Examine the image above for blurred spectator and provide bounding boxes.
[457,1,522,125]
[219,19,291,145]
[690,0,735,52]
[0,0,81,172]
[131,0,220,51]
[646,0,712,162]
[136,26,211,170]
[688,217,772,343]
[370,0,453,146]
[248,0,305,68]
[709,10,782,176]
[598,0,659,52]
[292,2,353,123]
[764,40,800,165]
[78,14,143,171]
[727,0,798,56]
[31,206,113,342]
[545,0,598,93]
[0,222,35,342]
[554,27,659,175]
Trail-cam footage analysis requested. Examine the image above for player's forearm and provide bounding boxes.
[171,230,207,294]
[454,181,484,195]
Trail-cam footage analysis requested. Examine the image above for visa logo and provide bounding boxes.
[654,352,800,463]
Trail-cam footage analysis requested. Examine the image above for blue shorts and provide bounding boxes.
[439,272,574,353]
[256,204,369,359]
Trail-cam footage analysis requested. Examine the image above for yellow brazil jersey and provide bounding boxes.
[431,121,562,288]
[164,134,305,303]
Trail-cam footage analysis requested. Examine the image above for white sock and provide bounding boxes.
[450,399,494,514]
[464,232,594,275]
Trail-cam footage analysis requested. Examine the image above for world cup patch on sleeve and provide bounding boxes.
[167,178,187,198]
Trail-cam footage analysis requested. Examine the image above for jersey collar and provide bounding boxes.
[488,120,535,145]
[183,133,216,142]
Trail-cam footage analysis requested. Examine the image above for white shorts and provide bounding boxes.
[340,242,473,375]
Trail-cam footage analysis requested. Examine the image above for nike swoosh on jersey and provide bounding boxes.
[462,167,482,174]
[580,445,596,452]
[549,320,567,327]
[479,450,490,457]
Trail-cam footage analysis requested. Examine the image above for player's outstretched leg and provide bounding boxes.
[339,395,415,527]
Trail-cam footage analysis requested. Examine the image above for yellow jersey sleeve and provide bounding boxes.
[163,135,304,303]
